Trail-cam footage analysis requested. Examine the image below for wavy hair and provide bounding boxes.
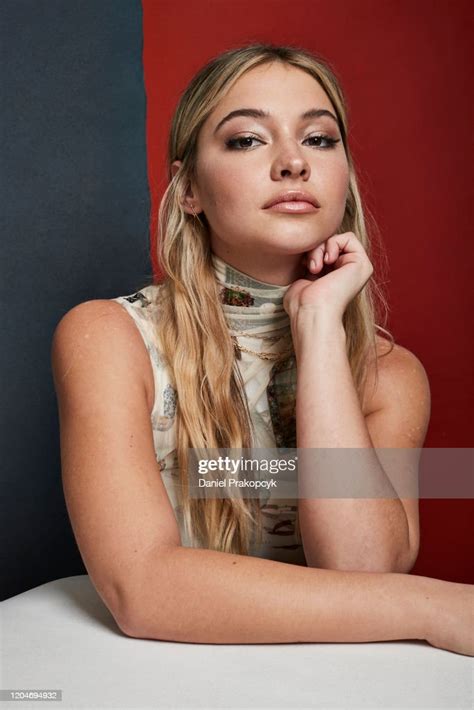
[153,43,394,556]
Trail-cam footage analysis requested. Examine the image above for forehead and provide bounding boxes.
[208,62,334,126]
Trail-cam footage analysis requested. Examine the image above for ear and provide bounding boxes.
[170,160,203,215]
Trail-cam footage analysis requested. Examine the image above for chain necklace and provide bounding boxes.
[231,332,294,361]
[234,343,294,361]
[213,257,294,362]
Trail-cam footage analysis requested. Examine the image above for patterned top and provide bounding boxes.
[111,253,306,566]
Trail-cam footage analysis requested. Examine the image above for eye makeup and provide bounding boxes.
[224,134,341,151]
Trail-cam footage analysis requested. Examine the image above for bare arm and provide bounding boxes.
[282,233,430,573]
[295,314,427,573]
[51,298,472,656]
[126,542,433,645]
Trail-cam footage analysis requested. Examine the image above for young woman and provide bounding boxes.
[51,43,473,655]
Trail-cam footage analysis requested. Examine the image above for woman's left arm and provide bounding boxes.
[284,233,431,574]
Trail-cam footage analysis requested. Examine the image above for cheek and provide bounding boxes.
[321,163,350,226]
[328,156,350,197]
[200,164,252,214]
[330,158,349,198]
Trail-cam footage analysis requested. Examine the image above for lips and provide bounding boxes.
[263,190,320,209]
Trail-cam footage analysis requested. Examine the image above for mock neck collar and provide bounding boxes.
[210,252,292,341]
[210,252,296,420]
[211,252,291,306]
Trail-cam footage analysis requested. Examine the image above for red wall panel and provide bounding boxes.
[141,0,473,581]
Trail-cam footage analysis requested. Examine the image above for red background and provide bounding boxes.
[141,0,473,581]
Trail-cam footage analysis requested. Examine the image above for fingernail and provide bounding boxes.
[310,259,316,271]
[324,252,329,262]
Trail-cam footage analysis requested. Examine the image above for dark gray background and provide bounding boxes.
[1,0,151,600]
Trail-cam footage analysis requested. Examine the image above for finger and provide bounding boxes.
[325,232,365,259]
[324,232,368,266]
[308,244,326,272]
[324,241,339,264]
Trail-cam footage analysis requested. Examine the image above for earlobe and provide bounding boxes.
[170,160,203,215]
[185,200,203,217]
[183,185,203,216]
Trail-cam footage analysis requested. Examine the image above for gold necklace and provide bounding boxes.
[236,344,294,360]
[231,336,294,361]
[230,330,289,343]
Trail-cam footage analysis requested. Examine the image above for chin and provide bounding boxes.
[270,230,324,250]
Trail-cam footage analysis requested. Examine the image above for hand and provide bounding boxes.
[424,579,474,657]
[283,232,374,323]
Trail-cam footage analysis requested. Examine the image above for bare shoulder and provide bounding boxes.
[50,298,180,632]
[362,335,431,418]
[51,299,155,414]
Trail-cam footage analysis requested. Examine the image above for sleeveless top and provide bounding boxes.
[111,253,306,566]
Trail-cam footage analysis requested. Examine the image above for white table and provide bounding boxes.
[1,575,472,709]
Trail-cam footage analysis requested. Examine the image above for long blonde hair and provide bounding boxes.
[154,43,394,555]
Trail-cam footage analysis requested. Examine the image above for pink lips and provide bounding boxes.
[265,201,319,213]
[263,190,320,212]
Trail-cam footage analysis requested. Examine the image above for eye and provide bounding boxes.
[225,133,341,151]
[225,135,262,150]
[304,134,341,149]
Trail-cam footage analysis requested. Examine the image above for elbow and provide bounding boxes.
[311,560,398,573]
[102,585,145,638]
[90,581,142,638]
[306,547,419,574]
[112,586,150,639]
[356,552,418,575]
[118,599,175,641]
[362,545,419,574]
[115,597,151,639]
[306,557,395,573]
[116,613,140,638]
[119,615,153,639]
[390,544,419,574]
[86,571,151,638]
[115,547,180,640]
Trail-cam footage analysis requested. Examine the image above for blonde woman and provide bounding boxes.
[51,43,473,655]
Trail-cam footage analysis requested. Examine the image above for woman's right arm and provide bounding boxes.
[51,301,473,655]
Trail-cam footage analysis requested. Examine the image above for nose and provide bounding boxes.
[270,139,311,180]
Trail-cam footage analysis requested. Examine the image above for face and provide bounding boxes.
[171,62,350,285]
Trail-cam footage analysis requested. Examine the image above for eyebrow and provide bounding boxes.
[213,107,340,135]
